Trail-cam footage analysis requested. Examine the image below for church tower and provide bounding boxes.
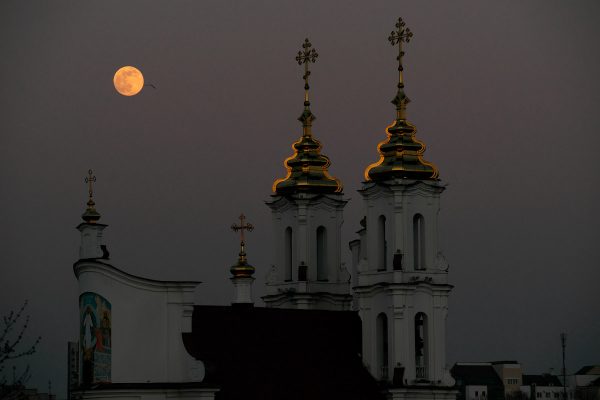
[263,39,351,310]
[349,18,455,395]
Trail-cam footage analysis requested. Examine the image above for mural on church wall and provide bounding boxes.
[79,292,111,385]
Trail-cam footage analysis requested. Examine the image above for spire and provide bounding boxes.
[81,169,101,223]
[272,38,343,195]
[230,214,255,305]
[230,214,255,278]
[389,17,413,121]
[364,18,439,182]
[77,169,108,260]
[297,38,318,137]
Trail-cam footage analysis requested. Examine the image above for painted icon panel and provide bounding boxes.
[79,292,111,385]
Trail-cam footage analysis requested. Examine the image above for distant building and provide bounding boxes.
[451,362,581,400]
[492,361,524,396]
[451,363,505,400]
[573,366,600,400]
[67,342,79,400]
[522,374,565,400]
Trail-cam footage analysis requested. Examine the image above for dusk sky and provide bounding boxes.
[1,1,599,398]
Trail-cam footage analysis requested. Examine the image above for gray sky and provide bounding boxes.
[1,1,599,397]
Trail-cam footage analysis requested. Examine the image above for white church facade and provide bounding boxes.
[72,18,457,400]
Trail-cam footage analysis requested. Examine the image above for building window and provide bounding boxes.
[378,215,387,271]
[546,393,550,398]
[284,227,293,281]
[414,312,428,379]
[537,393,542,398]
[482,392,486,398]
[413,214,425,270]
[554,393,559,399]
[507,379,518,385]
[376,313,388,380]
[316,226,327,281]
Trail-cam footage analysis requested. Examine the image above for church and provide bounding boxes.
[72,17,458,400]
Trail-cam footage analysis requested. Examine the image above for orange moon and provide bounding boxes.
[113,66,144,96]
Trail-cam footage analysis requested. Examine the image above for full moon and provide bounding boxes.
[113,66,144,96]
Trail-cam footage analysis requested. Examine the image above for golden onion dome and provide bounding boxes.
[230,242,255,278]
[273,107,342,195]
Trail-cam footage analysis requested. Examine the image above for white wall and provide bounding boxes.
[353,179,453,386]
[75,260,204,384]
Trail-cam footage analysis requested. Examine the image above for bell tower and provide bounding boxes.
[264,38,351,311]
[349,18,456,396]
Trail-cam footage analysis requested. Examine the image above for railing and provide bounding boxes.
[416,365,428,380]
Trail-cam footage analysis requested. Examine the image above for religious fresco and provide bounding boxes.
[79,292,111,385]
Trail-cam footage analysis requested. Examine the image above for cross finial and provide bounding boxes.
[85,169,96,201]
[388,17,414,120]
[231,213,254,244]
[295,38,319,135]
[82,169,101,223]
[296,38,318,104]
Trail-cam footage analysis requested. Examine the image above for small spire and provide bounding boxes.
[295,38,319,137]
[82,169,101,223]
[388,17,413,120]
[230,214,255,278]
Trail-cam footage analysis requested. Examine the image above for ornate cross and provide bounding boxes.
[231,213,254,244]
[296,38,319,103]
[85,169,96,200]
[388,17,413,90]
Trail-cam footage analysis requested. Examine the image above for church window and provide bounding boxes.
[414,312,428,379]
[413,214,425,270]
[285,227,293,281]
[376,313,388,380]
[378,215,387,271]
[316,226,327,281]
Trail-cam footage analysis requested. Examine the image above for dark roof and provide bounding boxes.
[451,364,503,386]
[451,364,505,400]
[576,366,600,375]
[523,375,562,387]
[182,305,384,400]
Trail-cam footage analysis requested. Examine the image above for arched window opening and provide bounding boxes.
[376,313,389,380]
[285,227,293,281]
[414,312,428,380]
[413,214,425,270]
[316,226,327,281]
[378,215,387,271]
